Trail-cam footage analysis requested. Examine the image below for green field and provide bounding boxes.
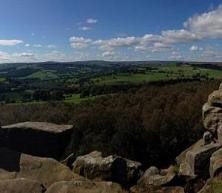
[92,65,222,85]
[0,77,6,83]
[25,70,58,80]
[64,94,102,104]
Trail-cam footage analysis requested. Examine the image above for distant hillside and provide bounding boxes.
[0,61,221,104]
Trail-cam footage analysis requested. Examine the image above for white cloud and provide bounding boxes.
[68,4,222,61]
[94,37,139,51]
[0,39,23,46]
[190,45,203,51]
[86,18,98,24]
[79,26,91,31]
[161,29,200,43]
[102,51,115,58]
[33,44,42,48]
[13,52,34,57]
[25,44,30,47]
[168,51,183,60]
[69,36,92,49]
[0,51,9,61]
[184,5,222,38]
[47,44,56,49]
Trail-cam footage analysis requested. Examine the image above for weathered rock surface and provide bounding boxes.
[142,166,159,178]
[0,148,83,188]
[131,186,184,193]
[203,88,222,144]
[0,122,73,159]
[179,143,221,177]
[0,178,44,193]
[124,158,143,185]
[197,178,222,193]
[203,103,222,135]
[131,166,177,193]
[176,139,203,166]
[208,90,222,107]
[72,151,142,186]
[138,165,176,187]
[210,148,222,178]
[46,180,128,193]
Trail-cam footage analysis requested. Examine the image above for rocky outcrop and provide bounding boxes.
[0,178,45,193]
[72,151,142,186]
[131,186,184,193]
[210,148,222,178]
[46,180,128,193]
[131,166,177,193]
[0,122,73,159]
[0,148,83,188]
[203,87,222,143]
[176,139,204,166]
[171,83,222,193]
[197,178,222,193]
[179,143,221,177]
[0,83,222,193]
[124,158,143,185]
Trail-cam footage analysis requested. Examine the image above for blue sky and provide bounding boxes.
[0,0,222,62]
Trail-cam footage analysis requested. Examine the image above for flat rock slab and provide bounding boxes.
[0,122,74,159]
[2,122,73,133]
[46,180,128,193]
[72,151,142,186]
[0,178,44,193]
[0,147,83,188]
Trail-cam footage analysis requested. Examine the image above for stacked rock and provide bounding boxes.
[202,83,222,144]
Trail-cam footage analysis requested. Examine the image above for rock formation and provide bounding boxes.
[0,147,83,188]
[175,82,222,193]
[203,85,222,143]
[72,151,142,186]
[0,122,73,159]
[131,165,178,193]
[45,180,127,193]
[0,178,45,193]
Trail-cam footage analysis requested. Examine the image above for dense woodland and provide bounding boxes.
[0,79,220,168]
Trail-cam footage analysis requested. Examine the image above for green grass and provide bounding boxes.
[92,65,222,86]
[201,68,222,79]
[93,72,170,85]
[64,94,100,104]
[0,77,6,83]
[24,70,58,80]
[7,94,99,105]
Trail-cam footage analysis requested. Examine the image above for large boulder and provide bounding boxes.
[176,139,203,166]
[203,103,222,135]
[179,143,221,177]
[203,87,222,143]
[124,158,143,185]
[155,186,184,193]
[210,148,222,178]
[197,178,222,193]
[131,166,177,192]
[0,148,83,188]
[0,122,73,159]
[131,186,184,193]
[0,178,45,193]
[208,90,222,107]
[72,151,142,186]
[46,180,128,193]
[138,165,176,187]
